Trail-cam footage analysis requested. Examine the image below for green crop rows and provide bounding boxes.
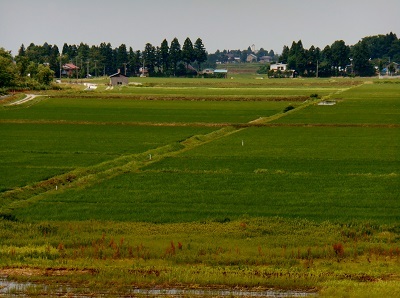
[2,80,397,224]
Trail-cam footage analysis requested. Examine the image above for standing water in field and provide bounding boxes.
[0,278,316,297]
[130,287,317,297]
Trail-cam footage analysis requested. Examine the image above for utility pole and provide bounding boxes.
[123,62,127,76]
[94,60,97,77]
[316,60,319,78]
[59,53,62,80]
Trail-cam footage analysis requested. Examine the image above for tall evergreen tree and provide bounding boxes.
[182,37,194,69]
[160,39,170,75]
[128,47,136,76]
[62,43,69,56]
[169,37,181,76]
[99,42,113,75]
[116,43,128,72]
[89,45,104,77]
[143,43,156,75]
[77,43,90,77]
[304,45,318,76]
[15,44,29,77]
[49,45,60,77]
[18,44,26,57]
[77,43,90,61]
[279,46,289,63]
[194,38,207,71]
[155,46,162,73]
[294,40,306,74]
[135,50,142,75]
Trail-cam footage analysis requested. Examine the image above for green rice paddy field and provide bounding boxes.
[0,78,399,297]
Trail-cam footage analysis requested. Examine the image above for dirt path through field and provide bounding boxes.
[6,94,47,106]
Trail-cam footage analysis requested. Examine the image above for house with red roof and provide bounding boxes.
[62,63,79,77]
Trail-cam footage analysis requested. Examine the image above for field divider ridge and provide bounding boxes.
[0,126,240,216]
[248,82,365,125]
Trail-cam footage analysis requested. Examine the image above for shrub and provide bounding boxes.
[283,105,295,113]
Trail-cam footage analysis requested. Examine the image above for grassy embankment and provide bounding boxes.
[0,77,399,296]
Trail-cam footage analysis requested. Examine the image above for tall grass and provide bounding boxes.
[0,218,399,296]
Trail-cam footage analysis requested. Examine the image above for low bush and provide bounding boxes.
[283,105,295,113]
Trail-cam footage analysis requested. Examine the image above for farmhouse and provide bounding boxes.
[62,63,79,77]
[246,54,258,63]
[200,69,228,78]
[259,56,272,63]
[270,63,287,71]
[109,71,128,86]
[201,68,215,75]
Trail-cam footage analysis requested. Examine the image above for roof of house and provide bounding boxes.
[62,63,79,70]
[214,69,228,73]
[109,72,127,78]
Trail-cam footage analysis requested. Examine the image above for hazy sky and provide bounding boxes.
[1,0,399,56]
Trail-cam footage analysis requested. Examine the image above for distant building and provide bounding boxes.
[62,63,79,77]
[270,63,287,71]
[109,71,128,86]
[201,68,215,75]
[214,69,228,78]
[200,68,228,78]
[139,67,149,77]
[259,56,272,63]
[246,54,258,63]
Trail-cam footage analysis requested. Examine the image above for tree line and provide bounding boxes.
[15,37,206,79]
[0,47,55,91]
[0,37,208,91]
[1,32,399,92]
[266,32,399,77]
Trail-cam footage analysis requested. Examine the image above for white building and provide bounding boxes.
[270,63,287,71]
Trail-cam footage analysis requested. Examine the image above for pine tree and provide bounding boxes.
[182,37,194,70]
[160,39,169,75]
[169,38,181,76]
[194,38,207,71]
[116,44,128,72]
[279,46,289,63]
[143,43,156,75]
